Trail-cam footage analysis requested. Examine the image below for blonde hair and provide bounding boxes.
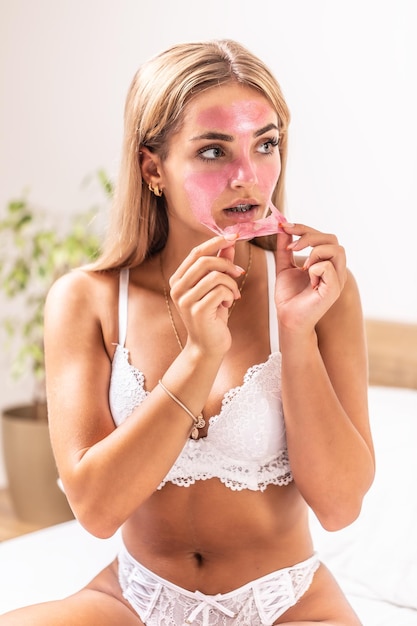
[92,39,290,271]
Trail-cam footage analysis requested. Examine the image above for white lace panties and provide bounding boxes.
[118,543,320,626]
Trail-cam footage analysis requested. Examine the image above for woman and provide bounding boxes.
[1,39,374,625]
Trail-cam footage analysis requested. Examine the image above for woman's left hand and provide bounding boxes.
[275,222,347,331]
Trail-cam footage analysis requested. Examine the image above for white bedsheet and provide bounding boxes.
[1,386,416,624]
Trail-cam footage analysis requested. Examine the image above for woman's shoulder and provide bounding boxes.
[47,267,120,306]
[44,268,124,357]
[45,268,122,338]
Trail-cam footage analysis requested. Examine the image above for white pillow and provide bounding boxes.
[310,386,417,609]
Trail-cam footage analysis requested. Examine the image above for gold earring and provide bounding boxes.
[148,182,163,197]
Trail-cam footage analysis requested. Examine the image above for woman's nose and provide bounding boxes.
[229,157,258,188]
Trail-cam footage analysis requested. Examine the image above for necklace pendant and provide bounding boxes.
[190,426,199,440]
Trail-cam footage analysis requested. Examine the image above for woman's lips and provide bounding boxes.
[224,203,259,223]
[199,202,287,240]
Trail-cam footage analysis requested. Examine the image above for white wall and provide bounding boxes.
[1,0,416,483]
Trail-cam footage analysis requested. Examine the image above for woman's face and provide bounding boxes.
[159,82,282,237]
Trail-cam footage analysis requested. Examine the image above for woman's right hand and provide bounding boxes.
[168,235,244,356]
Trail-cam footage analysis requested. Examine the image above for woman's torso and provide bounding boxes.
[104,246,313,592]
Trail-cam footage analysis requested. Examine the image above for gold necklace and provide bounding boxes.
[160,245,253,352]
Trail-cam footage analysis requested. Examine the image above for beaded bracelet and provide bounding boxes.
[158,380,205,439]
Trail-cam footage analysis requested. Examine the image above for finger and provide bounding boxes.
[172,235,238,281]
[286,229,338,253]
[175,270,242,310]
[275,230,297,274]
[195,284,238,315]
[302,244,347,288]
[307,260,341,296]
[170,253,245,301]
[279,222,321,238]
[217,242,236,263]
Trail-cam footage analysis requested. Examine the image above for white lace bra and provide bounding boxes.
[109,251,293,492]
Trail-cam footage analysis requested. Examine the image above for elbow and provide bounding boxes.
[84,523,120,541]
[72,501,122,539]
[317,503,362,532]
[315,482,375,531]
[314,461,376,532]
[63,483,124,539]
[313,484,371,532]
[61,465,130,538]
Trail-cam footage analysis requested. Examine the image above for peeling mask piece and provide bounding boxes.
[198,202,287,240]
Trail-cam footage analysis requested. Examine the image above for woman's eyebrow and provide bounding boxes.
[190,131,234,142]
[254,123,279,137]
[190,123,279,143]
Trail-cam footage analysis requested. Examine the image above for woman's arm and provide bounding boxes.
[275,224,375,531]
[45,237,241,538]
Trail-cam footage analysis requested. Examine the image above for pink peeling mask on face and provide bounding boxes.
[198,199,286,240]
[184,170,287,241]
[182,91,287,239]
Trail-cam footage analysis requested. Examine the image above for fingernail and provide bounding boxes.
[234,265,245,274]
[224,233,239,241]
[279,222,295,228]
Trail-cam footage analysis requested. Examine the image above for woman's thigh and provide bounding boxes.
[275,563,362,625]
[0,591,142,626]
[0,561,143,626]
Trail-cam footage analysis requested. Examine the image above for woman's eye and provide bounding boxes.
[198,146,224,161]
[258,137,279,154]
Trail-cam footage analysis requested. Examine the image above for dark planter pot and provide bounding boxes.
[1,404,74,525]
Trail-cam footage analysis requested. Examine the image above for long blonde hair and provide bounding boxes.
[92,39,291,271]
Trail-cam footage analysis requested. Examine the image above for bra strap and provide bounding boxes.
[118,268,129,347]
[265,251,279,353]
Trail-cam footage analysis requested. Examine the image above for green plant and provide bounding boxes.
[0,171,112,415]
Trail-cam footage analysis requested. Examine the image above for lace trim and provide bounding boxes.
[118,546,320,626]
[158,447,292,492]
[110,346,293,492]
[109,345,150,424]
[209,360,274,427]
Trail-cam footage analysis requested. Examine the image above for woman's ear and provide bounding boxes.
[139,147,163,191]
